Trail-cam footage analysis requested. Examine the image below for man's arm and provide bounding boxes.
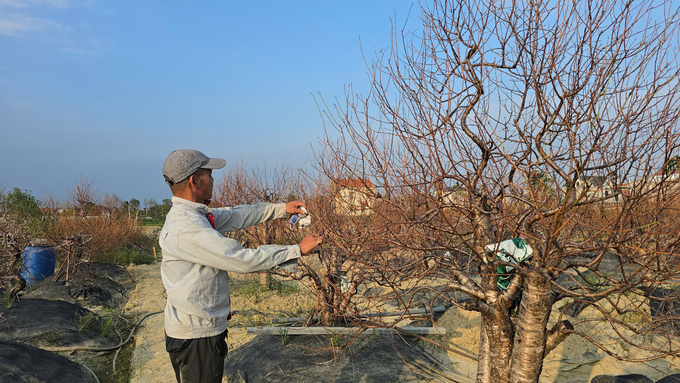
[166,227,322,273]
[166,225,301,273]
[211,202,284,232]
[212,200,308,232]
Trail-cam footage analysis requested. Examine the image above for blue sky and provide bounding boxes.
[0,0,419,204]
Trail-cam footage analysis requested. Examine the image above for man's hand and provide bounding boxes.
[286,200,307,215]
[298,234,323,255]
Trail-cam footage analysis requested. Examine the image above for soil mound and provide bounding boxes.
[657,374,680,383]
[644,286,680,335]
[22,262,131,308]
[86,262,131,282]
[591,374,654,382]
[224,332,451,383]
[0,298,118,349]
[0,341,97,383]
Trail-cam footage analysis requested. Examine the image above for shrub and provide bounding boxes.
[43,212,145,257]
[0,188,44,236]
[102,245,156,266]
[40,207,156,266]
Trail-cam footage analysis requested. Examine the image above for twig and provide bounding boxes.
[112,325,124,372]
[121,264,136,283]
[394,327,478,362]
[81,363,101,383]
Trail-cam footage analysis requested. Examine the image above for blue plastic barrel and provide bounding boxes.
[21,246,56,287]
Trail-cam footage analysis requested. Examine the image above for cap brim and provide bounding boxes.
[202,158,226,170]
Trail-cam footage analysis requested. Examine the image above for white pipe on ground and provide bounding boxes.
[270,306,448,324]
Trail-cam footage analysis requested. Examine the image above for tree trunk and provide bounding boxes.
[510,271,553,383]
[475,319,491,382]
[476,307,514,382]
[487,313,514,382]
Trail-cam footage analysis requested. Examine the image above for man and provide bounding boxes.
[159,149,322,383]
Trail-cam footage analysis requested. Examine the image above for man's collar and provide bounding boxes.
[170,196,210,212]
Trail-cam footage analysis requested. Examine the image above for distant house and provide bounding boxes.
[332,179,376,216]
[574,176,622,203]
[582,166,680,201]
[633,168,680,197]
[434,184,468,207]
[652,169,680,183]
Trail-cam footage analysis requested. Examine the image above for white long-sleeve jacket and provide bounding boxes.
[159,196,301,339]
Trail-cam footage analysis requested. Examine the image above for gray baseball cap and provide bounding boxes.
[163,149,226,186]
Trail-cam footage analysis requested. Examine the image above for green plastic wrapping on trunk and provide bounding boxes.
[483,237,533,290]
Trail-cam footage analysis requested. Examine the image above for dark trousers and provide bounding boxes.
[166,329,228,383]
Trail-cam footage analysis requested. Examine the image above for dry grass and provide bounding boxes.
[42,212,150,263]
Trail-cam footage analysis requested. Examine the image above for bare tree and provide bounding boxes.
[317,1,680,382]
[0,210,30,298]
[281,180,393,326]
[102,193,122,216]
[213,162,309,288]
[143,198,158,211]
[70,177,100,217]
[213,161,303,247]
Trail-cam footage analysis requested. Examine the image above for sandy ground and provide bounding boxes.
[123,262,680,383]
[429,306,680,383]
[124,263,173,383]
